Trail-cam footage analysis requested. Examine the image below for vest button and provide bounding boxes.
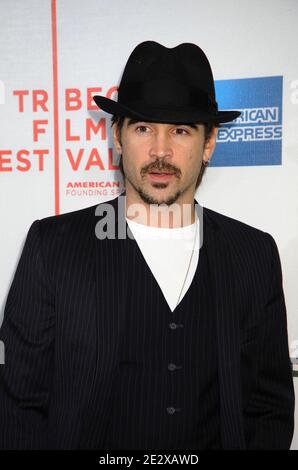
[166,407,176,415]
[169,322,184,330]
[168,363,177,371]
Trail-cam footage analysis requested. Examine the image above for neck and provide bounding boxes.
[124,186,196,228]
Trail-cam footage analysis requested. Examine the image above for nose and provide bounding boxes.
[149,130,173,160]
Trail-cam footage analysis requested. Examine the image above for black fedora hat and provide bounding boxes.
[93,41,241,124]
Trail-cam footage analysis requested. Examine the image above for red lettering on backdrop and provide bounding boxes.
[66,149,105,171]
[65,89,82,111]
[87,88,102,110]
[32,90,49,112]
[108,148,119,170]
[106,86,118,100]
[33,149,49,171]
[85,148,105,170]
[86,118,106,140]
[66,148,84,170]
[16,150,31,171]
[33,120,48,141]
[13,90,29,112]
[17,150,49,172]
[0,149,49,172]
[4,86,119,175]
[65,119,80,141]
[0,150,12,171]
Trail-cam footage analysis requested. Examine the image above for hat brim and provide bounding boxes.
[93,95,241,124]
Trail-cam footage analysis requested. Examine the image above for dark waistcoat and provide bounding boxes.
[103,236,222,450]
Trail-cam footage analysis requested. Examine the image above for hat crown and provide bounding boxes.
[118,41,216,103]
[93,40,241,124]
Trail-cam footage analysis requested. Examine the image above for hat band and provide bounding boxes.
[118,79,218,113]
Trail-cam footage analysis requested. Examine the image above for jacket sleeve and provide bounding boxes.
[0,220,55,449]
[243,233,295,449]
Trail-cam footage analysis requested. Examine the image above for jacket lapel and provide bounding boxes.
[79,195,129,448]
[203,208,246,449]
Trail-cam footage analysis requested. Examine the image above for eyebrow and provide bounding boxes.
[126,118,199,129]
[127,118,142,127]
[172,123,199,130]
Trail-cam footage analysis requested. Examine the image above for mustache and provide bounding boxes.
[141,161,181,176]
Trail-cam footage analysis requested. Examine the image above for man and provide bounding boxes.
[0,41,294,450]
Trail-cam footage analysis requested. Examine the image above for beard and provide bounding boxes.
[134,185,183,206]
[125,172,186,206]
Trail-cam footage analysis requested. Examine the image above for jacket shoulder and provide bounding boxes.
[39,203,98,227]
[203,205,279,265]
[38,197,119,231]
[203,206,270,240]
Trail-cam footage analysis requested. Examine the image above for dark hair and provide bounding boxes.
[111,115,220,189]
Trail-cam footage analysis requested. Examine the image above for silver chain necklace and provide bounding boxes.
[175,212,198,309]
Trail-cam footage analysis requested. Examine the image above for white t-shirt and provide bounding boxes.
[126,215,200,312]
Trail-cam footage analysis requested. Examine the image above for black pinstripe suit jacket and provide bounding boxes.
[0,193,295,449]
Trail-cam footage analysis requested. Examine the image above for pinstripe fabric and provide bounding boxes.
[103,238,221,449]
[0,193,294,449]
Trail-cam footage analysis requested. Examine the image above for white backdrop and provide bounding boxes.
[0,0,297,449]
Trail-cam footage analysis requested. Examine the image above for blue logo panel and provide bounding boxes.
[212,76,283,166]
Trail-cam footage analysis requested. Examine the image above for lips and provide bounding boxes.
[149,171,174,175]
[147,171,175,182]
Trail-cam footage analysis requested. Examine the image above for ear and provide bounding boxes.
[113,124,122,155]
[202,127,218,164]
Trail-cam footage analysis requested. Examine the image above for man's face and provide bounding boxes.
[113,118,217,206]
